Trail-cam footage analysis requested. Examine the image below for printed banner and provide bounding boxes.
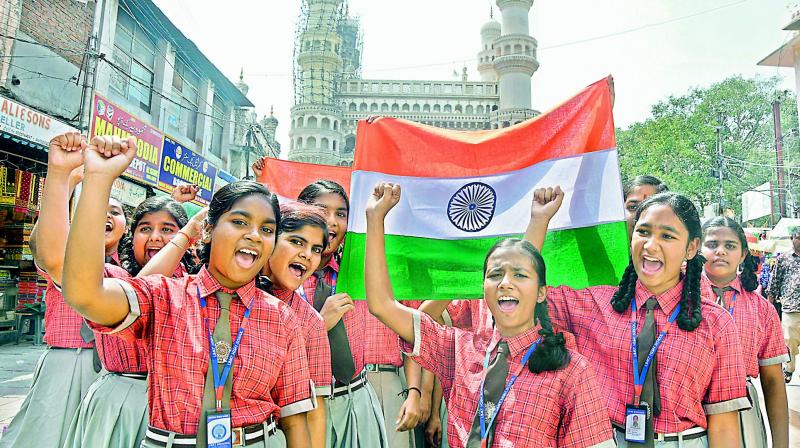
[159,135,216,203]
[0,94,76,147]
[89,93,163,186]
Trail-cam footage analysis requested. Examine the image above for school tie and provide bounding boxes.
[311,271,356,384]
[638,297,660,447]
[711,286,734,308]
[197,292,235,447]
[466,341,509,448]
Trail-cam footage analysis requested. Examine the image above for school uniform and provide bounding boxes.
[0,268,98,448]
[401,310,615,448]
[700,275,789,448]
[363,301,422,448]
[446,300,494,338]
[88,267,314,448]
[547,280,750,447]
[272,287,333,398]
[63,262,188,447]
[303,257,387,448]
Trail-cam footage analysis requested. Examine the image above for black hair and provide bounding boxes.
[198,181,280,267]
[611,192,704,331]
[702,217,758,292]
[119,196,199,276]
[484,239,571,373]
[278,203,330,252]
[297,180,350,213]
[623,175,669,199]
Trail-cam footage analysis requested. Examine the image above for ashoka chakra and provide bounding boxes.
[447,182,496,232]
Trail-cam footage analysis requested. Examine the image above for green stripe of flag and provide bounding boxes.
[339,221,630,300]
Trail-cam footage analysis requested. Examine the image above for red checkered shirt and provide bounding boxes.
[446,300,494,339]
[89,267,313,434]
[364,300,422,367]
[38,266,93,349]
[273,287,333,396]
[547,280,749,434]
[400,311,613,448]
[302,257,368,380]
[701,275,789,378]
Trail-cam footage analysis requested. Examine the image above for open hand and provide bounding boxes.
[171,184,200,203]
[366,182,401,219]
[84,136,138,179]
[48,131,86,174]
[531,186,564,222]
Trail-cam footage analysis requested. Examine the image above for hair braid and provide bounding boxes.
[676,255,704,331]
[529,301,571,373]
[611,261,638,313]
[740,252,759,292]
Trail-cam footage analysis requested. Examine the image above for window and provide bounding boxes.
[209,95,226,158]
[111,7,156,112]
[172,58,199,141]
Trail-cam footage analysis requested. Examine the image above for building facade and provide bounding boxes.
[288,0,539,166]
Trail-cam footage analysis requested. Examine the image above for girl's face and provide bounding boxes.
[310,192,348,257]
[105,198,126,251]
[631,204,699,296]
[207,195,277,289]
[133,210,180,267]
[483,246,546,338]
[268,225,325,291]
[625,185,658,238]
[702,227,745,285]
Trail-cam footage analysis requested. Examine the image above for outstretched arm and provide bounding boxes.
[30,132,86,284]
[364,182,415,343]
[523,186,564,251]
[63,136,137,326]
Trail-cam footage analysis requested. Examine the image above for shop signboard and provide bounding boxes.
[111,177,148,207]
[159,135,216,204]
[89,93,163,186]
[0,94,76,148]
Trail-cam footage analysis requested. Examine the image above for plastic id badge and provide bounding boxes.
[207,410,232,448]
[624,404,647,443]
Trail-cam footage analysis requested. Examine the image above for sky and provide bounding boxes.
[153,0,796,155]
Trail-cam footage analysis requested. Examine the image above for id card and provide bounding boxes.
[624,404,648,443]
[206,410,232,448]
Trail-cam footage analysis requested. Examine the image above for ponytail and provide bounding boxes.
[677,255,703,331]
[528,301,571,373]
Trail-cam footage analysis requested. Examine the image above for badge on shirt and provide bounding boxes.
[207,410,232,448]
[624,403,648,443]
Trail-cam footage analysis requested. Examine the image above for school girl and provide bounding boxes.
[700,217,789,448]
[0,133,125,448]
[622,175,668,238]
[297,180,388,447]
[262,202,333,447]
[63,195,203,447]
[61,136,314,448]
[525,186,750,447]
[364,182,615,448]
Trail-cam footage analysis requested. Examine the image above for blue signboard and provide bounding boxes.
[159,135,217,203]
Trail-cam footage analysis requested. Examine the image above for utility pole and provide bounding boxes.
[773,100,787,218]
[79,0,106,133]
[244,126,252,180]
[716,125,724,215]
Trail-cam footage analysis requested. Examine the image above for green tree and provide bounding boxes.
[617,75,798,218]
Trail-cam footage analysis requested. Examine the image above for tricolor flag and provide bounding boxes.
[256,157,352,202]
[339,78,629,300]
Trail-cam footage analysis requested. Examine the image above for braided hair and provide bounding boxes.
[702,217,758,292]
[610,192,704,331]
[484,239,571,373]
[119,196,200,276]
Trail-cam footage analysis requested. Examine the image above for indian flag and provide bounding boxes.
[339,78,629,300]
[256,157,352,203]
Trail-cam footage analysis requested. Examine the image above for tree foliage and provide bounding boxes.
[617,75,799,217]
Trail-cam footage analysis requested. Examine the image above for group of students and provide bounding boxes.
[0,131,790,448]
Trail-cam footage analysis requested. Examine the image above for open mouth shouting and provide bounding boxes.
[105,220,114,235]
[641,255,663,276]
[145,245,164,261]
[496,295,520,313]
[288,262,308,279]
[235,247,260,270]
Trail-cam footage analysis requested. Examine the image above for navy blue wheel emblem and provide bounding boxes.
[447,182,496,232]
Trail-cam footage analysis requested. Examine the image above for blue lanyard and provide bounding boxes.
[197,286,254,411]
[478,338,541,444]
[724,292,738,317]
[630,298,680,405]
[330,271,338,294]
